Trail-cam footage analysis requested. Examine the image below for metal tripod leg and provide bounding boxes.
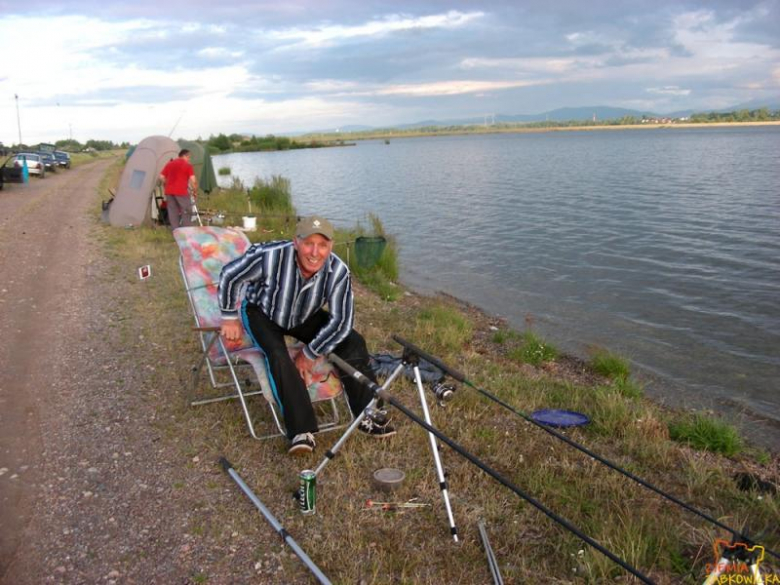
[313,362,405,478]
[412,364,459,542]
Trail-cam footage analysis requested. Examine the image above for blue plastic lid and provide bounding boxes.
[531,409,590,428]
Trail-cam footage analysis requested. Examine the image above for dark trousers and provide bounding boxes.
[166,194,193,229]
[243,305,377,439]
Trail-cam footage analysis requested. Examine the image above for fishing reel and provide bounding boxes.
[430,380,456,404]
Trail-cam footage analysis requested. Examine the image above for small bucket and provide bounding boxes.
[242,216,257,231]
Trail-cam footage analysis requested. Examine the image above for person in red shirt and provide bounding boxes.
[159,149,197,229]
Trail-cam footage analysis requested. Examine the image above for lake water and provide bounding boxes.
[214,127,780,429]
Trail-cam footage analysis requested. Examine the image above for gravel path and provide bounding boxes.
[0,163,304,585]
[1,163,207,584]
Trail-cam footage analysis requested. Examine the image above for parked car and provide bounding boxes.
[54,150,71,168]
[39,151,58,173]
[0,155,23,188]
[14,153,45,177]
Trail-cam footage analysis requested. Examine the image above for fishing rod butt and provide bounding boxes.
[219,456,233,473]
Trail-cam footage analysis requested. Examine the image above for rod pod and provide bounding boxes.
[392,335,780,563]
[327,353,654,584]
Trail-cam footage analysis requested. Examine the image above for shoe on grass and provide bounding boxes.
[288,432,316,455]
[358,409,396,438]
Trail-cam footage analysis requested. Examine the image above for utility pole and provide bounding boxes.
[15,94,22,147]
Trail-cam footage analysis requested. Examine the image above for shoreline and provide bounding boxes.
[307,120,780,141]
[402,277,780,454]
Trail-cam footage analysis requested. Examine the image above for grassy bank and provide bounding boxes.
[95,164,779,583]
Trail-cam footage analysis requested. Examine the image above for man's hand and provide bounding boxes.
[220,319,243,342]
[294,350,315,386]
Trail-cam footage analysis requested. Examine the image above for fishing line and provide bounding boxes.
[392,335,780,561]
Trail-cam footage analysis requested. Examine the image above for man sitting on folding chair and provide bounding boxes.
[218,215,396,455]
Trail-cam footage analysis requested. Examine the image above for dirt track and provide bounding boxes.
[0,161,204,585]
[0,160,124,582]
[0,162,109,574]
[0,161,296,585]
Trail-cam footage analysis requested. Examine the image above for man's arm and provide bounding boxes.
[217,244,268,339]
[188,164,198,193]
[219,247,263,316]
[303,265,354,359]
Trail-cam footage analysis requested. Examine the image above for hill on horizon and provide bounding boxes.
[295,97,780,136]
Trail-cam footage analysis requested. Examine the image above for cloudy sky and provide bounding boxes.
[1,0,779,145]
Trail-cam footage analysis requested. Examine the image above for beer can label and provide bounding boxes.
[299,470,316,515]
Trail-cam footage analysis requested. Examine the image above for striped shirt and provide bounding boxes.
[218,240,354,359]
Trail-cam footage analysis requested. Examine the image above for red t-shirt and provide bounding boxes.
[161,157,194,196]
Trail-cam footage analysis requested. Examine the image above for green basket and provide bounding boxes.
[354,236,387,269]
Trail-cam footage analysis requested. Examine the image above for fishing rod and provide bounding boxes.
[168,110,186,138]
[329,353,655,584]
[392,335,780,562]
[219,457,332,585]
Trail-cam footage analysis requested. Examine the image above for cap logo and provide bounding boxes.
[313,220,321,227]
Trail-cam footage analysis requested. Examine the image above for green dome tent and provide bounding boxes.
[178,140,217,195]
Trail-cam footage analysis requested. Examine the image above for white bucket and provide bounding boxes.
[242,216,257,231]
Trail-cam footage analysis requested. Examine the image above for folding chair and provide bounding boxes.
[174,226,352,440]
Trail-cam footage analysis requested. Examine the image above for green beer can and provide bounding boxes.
[299,470,316,515]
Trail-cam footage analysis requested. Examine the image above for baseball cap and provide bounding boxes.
[296,215,334,240]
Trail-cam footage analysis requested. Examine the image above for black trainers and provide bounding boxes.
[358,409,397,438]
[288,432,316,455]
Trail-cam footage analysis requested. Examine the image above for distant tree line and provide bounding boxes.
[205,133,339,153]
[305,109,780,141]
[689,108,779,123]
[2,138,130,153]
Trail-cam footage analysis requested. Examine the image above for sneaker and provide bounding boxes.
[288,432,316,455]
[358,409,397,438]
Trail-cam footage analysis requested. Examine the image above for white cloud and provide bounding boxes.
[646,86,691,96]
[460,56,597,74]
[198,47,245,59]
[269,10,483,49]
[372,79,548,97]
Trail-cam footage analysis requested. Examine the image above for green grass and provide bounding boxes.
[412,305,472,353]
[668,413,744,456]
[588,348,631,381]
[508,331,558,366]
[217,166,231,176]
[613,376,644,399]
[248,175,294,214]
[491,328,520,344]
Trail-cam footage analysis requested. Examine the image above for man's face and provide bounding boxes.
[294,233,333,278]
